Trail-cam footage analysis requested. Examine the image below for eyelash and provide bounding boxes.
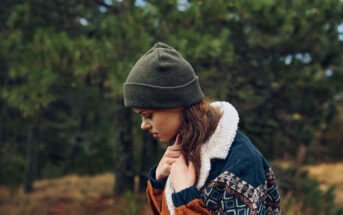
[143,114,153,120]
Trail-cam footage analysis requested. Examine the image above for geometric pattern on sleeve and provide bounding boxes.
[201,168,281,215]
[203,182,252,214]
[264,168,281,214]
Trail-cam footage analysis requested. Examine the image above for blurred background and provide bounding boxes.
[1,0,343,214]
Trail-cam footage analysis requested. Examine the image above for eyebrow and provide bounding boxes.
[137,110,146,115]
[135,109,155,115]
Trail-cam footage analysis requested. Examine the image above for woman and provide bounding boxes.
[123,42,281,214]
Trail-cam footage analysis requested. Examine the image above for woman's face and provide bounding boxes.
[133,107,183,142]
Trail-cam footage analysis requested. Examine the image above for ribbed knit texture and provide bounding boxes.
[124,42,204,109]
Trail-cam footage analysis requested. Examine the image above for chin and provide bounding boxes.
[159,137,167,142]
[159,136,171,143]
[163,135,177,144]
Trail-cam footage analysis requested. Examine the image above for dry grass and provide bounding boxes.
[1,163,343,215]
[0,173,150,215]
[280,192,308,215]
[304,162,343,207]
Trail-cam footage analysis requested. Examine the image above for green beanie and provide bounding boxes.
[123,42,204,109]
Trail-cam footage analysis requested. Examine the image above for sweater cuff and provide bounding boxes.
[148,164,167,190]
[172,185,201,207]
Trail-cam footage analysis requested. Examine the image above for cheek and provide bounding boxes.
[156,118,177,134]
[166,117,181,134]
[153,112,181,138]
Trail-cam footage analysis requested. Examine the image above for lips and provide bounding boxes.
[153,133,158,138]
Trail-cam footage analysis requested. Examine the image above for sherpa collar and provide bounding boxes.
[165,101,240,215]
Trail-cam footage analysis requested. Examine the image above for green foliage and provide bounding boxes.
[0,98,28,186]
[274,164,343,214]
[141,0,343,162]
[0,144,26,185]
[0,0,343,201]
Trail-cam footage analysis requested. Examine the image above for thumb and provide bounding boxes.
[175,134,181,145]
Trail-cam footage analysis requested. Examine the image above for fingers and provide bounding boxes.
[172,155,186,168]
[156,134,186,180]
[166,134,182,152]
[179,154,186,162]
[168,144,181,151]
[165,149,181,158]
[164,157,179,165]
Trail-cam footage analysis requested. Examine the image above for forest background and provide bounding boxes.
[1,0,343,214]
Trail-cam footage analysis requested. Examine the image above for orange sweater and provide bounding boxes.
[146,180,211,215]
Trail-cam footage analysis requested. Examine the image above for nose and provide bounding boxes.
[141,119,151,130]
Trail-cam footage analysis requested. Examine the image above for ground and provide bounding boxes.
[0,163,342,215]
[305,162,343,207]
[0,174,150,215]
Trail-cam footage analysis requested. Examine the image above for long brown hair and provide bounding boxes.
[171,100,222,183]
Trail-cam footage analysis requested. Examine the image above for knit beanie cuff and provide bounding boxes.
[124,76,204,109]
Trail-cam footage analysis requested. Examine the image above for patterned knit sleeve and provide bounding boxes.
[202,170,281,214]
[172,185,212,215]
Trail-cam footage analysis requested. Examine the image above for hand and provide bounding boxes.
[170,155,196,192]
[156,135,182,180]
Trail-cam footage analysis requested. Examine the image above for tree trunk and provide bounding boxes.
[63,112,85,174]
[139,130,158,192]
[24,120,39,193]
[113,98,134,196]
[296,143,307,167]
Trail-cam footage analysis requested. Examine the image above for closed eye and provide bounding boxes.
[143,113,153,120]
